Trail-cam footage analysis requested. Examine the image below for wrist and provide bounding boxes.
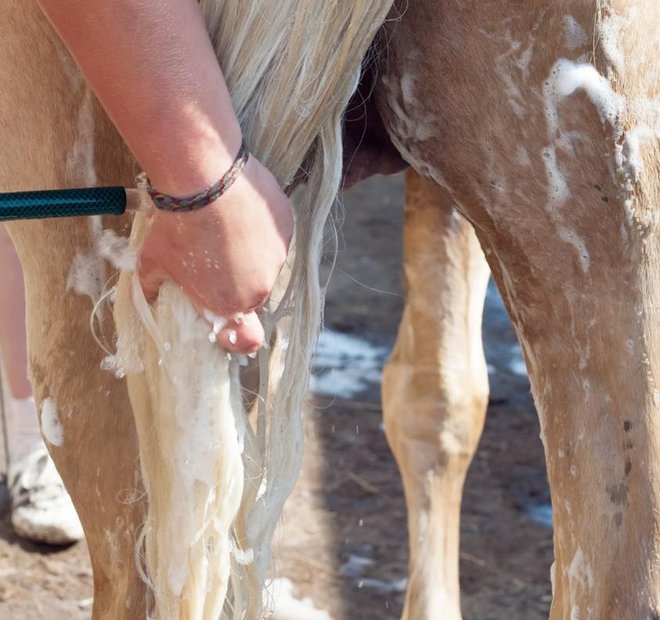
[147,140,249,213]
[144,121,243,197]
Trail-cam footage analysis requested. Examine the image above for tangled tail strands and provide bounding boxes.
[112,1,394,618]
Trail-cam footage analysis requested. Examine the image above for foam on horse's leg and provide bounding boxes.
[112,1,394,618]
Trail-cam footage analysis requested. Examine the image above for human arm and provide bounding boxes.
[37,0,293,353]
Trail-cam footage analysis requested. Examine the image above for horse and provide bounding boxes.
[1,0,659,618]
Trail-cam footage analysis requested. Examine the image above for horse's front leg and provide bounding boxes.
[379,0,660,616]
[382,169,490,620]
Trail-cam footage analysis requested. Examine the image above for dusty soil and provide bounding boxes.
[0,174,553,619]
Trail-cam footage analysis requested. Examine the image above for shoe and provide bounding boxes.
[8,446,84,545]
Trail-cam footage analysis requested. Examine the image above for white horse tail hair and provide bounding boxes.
[112,1,394,617]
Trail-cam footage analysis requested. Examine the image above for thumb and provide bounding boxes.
[218,312,265,354]
[137,253,168,304]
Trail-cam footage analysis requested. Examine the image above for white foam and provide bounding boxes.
[66,87,97,186]
[550,60,623,126]
[540,59,626,268]
[598,10,628,76]
[66,217,107,316]
[268,578,333,620]
[623,123,660,179]
[516,145,532,168]
[67,250,106,311]
[493,36,527,118]
[202,309,228,335]
[100,354,126,379]
[558,226,591,272]
[563,16,588,51]
[541,146,571,212]
[40,398,64,447]
[515,44,533,72]
[97,229,137,271]
[565,547,594,590]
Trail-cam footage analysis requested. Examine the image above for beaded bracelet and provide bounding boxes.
[146,140,249,212]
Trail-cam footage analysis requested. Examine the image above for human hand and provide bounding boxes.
[138,156,293,354]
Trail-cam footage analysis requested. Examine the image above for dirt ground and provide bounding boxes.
[0,174,553,619]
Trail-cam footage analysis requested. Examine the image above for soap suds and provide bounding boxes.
[267,578,334,620]
[40,398,64,447]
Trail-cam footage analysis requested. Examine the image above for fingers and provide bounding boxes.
[139,250,266,355]
[216,312,265,354]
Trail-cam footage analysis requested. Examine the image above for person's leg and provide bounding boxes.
[0,223,40,452]
[0,223,83,545]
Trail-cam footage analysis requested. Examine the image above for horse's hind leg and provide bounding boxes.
[0,4,148,613]
[7,217,149,619]
[382,169,490,620]
[379,0,660,615]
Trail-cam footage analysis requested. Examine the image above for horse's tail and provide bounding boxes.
[112,1,394,618]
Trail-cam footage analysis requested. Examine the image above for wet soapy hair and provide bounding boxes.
[112,1,393,618]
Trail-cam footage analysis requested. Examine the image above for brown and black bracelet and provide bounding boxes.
[146,140,249,213]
